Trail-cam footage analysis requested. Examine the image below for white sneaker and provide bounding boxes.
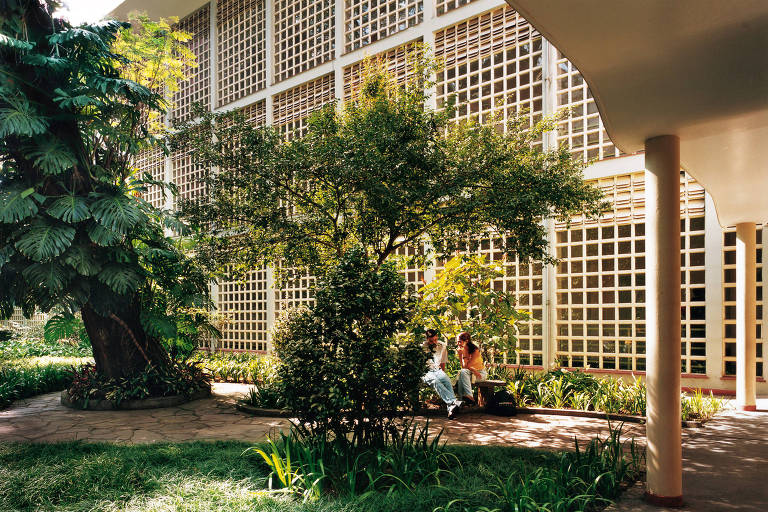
[447,400,463,419]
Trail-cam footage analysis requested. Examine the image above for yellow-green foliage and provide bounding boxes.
[189,352,279,385]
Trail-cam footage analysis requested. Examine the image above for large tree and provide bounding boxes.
[179,54,606,278]
[0,1,212,379]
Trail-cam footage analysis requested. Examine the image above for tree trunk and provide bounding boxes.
[81,299,171,380]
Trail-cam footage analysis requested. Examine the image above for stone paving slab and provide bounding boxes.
[0,383,646,450]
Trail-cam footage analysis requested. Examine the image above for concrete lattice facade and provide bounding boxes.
[11,0,763,395]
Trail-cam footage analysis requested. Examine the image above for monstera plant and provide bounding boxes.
[0,0,213,380]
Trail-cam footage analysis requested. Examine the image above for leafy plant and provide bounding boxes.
[241,384,285,409]
[65,359,211,406]
[411,255,529,363]
[43,313,89,346]
[273,248,427,446]
[0,356,90,409]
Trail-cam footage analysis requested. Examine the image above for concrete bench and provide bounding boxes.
[475,379,507,407]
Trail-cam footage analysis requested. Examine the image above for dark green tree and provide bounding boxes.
[272,247,426,446]
[0,1,213,379]
[179,53,606,277]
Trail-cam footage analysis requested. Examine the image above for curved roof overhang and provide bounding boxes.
[110,0,209,21]
[507,0,768,226]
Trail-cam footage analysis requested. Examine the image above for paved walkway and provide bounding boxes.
[608,398,768,512]
[0,383,645,449]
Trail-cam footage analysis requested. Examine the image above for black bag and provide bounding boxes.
[489,389,517,416]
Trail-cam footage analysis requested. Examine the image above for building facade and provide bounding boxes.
[54,0,764,395]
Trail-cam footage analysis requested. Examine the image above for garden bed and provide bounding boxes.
[61,387,211,411]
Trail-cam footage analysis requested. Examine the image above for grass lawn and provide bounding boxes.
[0,440,626,512]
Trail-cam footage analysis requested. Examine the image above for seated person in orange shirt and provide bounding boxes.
[456,331,487,404]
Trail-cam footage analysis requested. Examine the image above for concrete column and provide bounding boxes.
[644,135,683,507]
[736,222,757,411]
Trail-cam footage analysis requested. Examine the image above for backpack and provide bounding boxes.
[489,389,517,416]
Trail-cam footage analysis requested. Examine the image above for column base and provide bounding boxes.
[737,404,757,411]
[644,492,684,507]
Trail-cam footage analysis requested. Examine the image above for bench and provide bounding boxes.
[475,379,507,407]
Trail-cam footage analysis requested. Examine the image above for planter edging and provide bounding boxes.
[61,387,211,411]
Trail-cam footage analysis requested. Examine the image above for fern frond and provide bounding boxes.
[44,312,78,342]
[140,309,177,339]
[14,219,75,261]
[62,244,102,276]
[0,34,34,51]
[47,195,91,223]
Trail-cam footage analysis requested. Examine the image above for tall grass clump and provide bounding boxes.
[250,419,454,502]
[436,424,644,512]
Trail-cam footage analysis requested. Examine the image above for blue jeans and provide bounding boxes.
[456,368,487,400]
[422,369,456,405]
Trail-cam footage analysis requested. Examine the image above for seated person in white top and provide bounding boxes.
[422,329,463,419]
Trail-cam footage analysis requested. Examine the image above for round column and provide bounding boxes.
[736,222,757,411]
[644,135,683,507]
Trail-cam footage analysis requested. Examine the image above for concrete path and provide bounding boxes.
[608,398,768,512]
[0,383,645,449]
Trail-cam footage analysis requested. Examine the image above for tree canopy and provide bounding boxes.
[179,51,606,279]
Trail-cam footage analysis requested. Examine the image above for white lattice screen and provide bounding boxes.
[134,146,166,209]
[172,129,208,203]
[723,226,764,376]
[274,0,335,82]
[434,7,543,146]
[171,4,211,121]
[343,40,422,102]
[275,267,316,313]
[273,74,336,140]
[436,0,477,16]
[555,172,707,374]
[0,308,48,330]
[217,0,267,107]
[218,268,270,351]
[555,51,620,162]
[344,0,423,53]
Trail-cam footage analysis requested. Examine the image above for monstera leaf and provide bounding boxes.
[90,193,146,234]
[97,264,143,295]
[0,186,38,223]
[22,262,72,292]
[14,219,75,261]
[47,195,91,223]
[28,138,78,175]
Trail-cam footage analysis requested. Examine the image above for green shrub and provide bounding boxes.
[241,384,285,409]
[0,357,90,408]
[436,424,643,512]
[273,248,427,446]
[682,389,726,421]
[66,360,211,405]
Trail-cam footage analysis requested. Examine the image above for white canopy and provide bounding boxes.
[507,0,768,226]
